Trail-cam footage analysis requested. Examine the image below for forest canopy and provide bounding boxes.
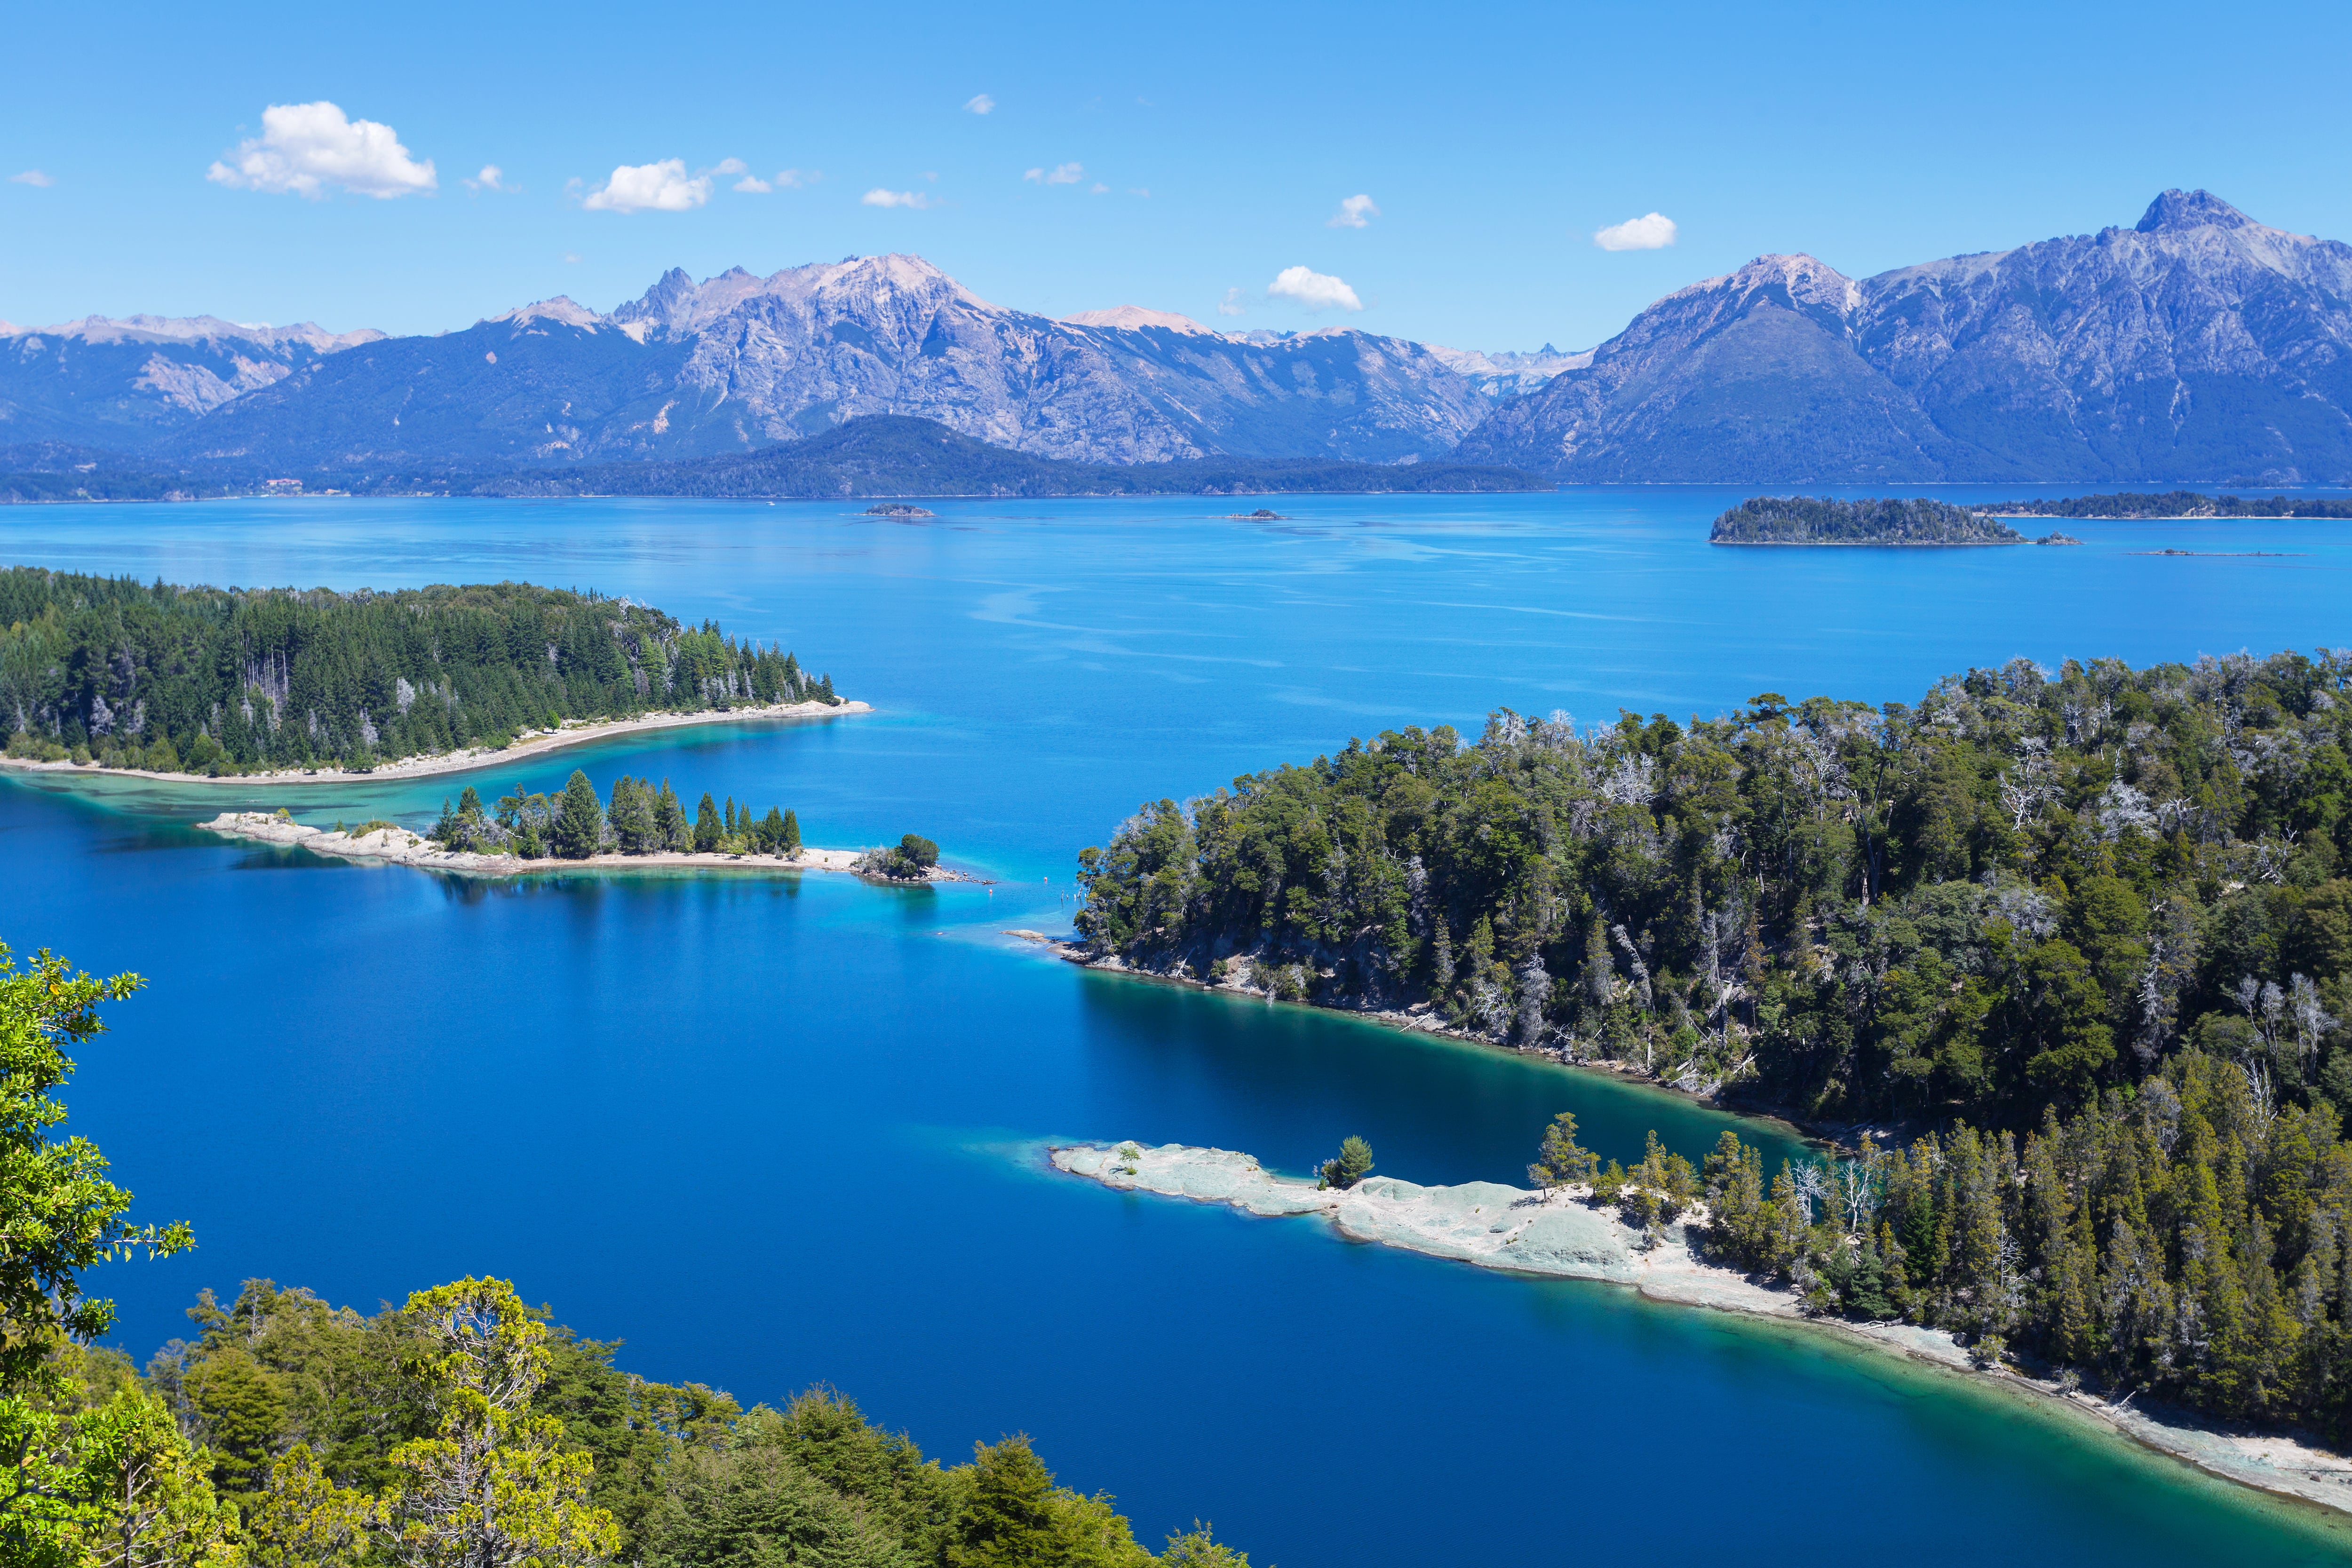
[1708,497,2026,545]
[0,569,836,775]
[1074,648,2352,1132]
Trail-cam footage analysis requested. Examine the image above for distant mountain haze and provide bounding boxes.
[1461,190,2352,484]
[8,192,2350,483]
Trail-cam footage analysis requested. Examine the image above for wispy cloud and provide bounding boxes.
[861,188,935,209]
[1327,193,1378,229]
[582,159,711,213]
[1216,287,1247,317]
[10,170,54,188]
[964,94,996,114]
[1090,182,1109,194]
[1593,212,1677,251]
[735,174,773,193]
[1023,162,1083,185]
[1267,266,1363,312]
[207,102,436,199]
[775,169,819,189]
[464,165,508,192]
[1129,187,1150,198]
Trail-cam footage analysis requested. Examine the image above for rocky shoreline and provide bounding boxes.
[197,811,972,884]
[1052,1140,2352,1523]
[0,698,870,787]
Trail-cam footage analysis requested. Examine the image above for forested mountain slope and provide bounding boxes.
[0,570,833,772]
[1461,191,2352,483]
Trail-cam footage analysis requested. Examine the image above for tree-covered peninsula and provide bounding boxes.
[0,942,1255,1568]
[0,569,837,775]
[1074,648,2352,1439]
[1708,497,2025,545]
[1986,490,2352,520]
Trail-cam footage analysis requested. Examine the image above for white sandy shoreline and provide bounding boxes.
[1050,1140,2352,1526]
[0,698,870,787]
[197,811,971,884]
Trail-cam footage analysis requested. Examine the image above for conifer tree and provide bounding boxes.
[657,781,689,852]
[694,793,722,854]
[782,810,801,856]
[552,769,604,859]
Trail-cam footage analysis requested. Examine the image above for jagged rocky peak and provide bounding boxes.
[492,297,608,331]
[1062,305,1214,335]
[1720,253,1859,310]
[2137,189,2255,233]
[612,253,996,339]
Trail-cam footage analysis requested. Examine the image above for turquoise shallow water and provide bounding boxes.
[7,490,2352,1563]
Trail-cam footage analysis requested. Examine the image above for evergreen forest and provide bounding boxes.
[0,942,1255,1568]
[1076,649,2352,1434]
[430,774,803,861]
[0,569,836,775]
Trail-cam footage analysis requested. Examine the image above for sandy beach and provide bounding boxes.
[197,810,969,883]
[0,698,871,787]
[1052,1140,2352,1522]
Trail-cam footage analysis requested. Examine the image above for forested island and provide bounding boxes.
[0,569,840,777]
[0,945,1253,1568]
[1708,497,2026,545]
[1073,649,2352,1441]
[1988,491,2352,520]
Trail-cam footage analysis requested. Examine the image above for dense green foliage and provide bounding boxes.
[431,776,806,861]
[0,569,835,773]
[1669,1049,2352,1437]
[1989,491,2352,520]
[1076,649,2352,1132]
[1709,497,2025,544]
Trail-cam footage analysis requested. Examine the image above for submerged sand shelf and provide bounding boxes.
[1053,1141,2352,1521]
[198,812,966,883]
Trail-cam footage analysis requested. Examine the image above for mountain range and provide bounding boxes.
[6,190,2349,486]
[1461,190,2352,483]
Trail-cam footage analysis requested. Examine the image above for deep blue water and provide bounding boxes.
[7,490,2352,1563]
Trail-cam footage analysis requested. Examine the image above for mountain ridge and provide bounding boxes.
[1460,190,2352,483]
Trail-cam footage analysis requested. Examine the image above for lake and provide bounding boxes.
[7,489,2352,1563]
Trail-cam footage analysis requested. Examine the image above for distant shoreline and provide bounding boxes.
[197,810,973,884]
[0,698,871,788]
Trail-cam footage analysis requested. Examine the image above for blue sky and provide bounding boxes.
[5,0,2347,351]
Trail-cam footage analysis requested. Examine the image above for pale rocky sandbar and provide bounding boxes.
[1053,1141,2352,1522]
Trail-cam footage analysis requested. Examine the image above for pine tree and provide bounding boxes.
[760,807,787,855]
[782,809,802,856]
[657,780,689,851]
[1527,1111,1597,1191]
[694,792,722,853]
[551,769,604,859]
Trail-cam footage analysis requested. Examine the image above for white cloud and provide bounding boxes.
[1593,212,1677,251]
[964,94,996,115]
[1090,182,1109,194]
[207,102,436,199]
[10,170,54,188]
[775,169,819,189]
[861,188,934,209]
[1023,162,1083,185]
[583,159,710,213]
[1327,193,1378,229]
[464,165,507,192]
[1266,265,1362,312]
[1216,287,1247,317]
[735,174,772,193]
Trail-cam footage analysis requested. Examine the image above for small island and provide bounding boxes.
[200,778,967,884]
[1227,507,1288,520]
[1709,496,2024,545]
[863,502,936,519]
